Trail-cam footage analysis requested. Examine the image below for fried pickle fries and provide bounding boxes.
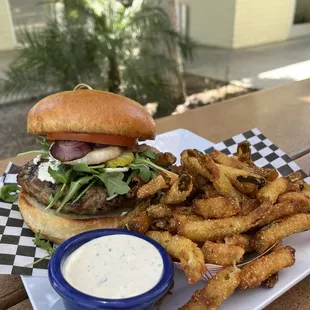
[224,234,253,253]
[137,175,169,198]
[200,184,221,199]
[180,266,241,310]
[181,150,244,201]
[257,177,300,204]
[239,246,295,290]
[178,201,271,243]
[146,231,206,284]
[261,272,279,288]
[278,192,310,210]
[236,142,278,181]
[201,240,245,265]
[193,197,240,219]
[252,213,310,253]
[303,183,310,198]
[256,201,302,228]
[160,174,193,204]
[155,152,177,167]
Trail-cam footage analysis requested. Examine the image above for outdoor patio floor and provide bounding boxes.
[185,36,310,89]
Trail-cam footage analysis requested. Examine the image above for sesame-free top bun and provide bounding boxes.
[27,90,156,140]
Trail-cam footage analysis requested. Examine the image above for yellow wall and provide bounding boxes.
[180,0,236,48]
[0,0,16,50]
[233,0,292,48]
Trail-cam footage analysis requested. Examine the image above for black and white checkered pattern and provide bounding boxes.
[205,128,310,181]
[0,128,309,276]
[0,162,51,276]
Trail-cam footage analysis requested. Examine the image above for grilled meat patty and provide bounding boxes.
[17,161,136,215]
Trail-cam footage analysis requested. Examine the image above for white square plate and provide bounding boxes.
[21,128,310,310]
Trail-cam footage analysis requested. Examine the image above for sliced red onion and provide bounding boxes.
[50,140,93,162]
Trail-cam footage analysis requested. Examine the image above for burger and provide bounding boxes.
[17,86,175,243]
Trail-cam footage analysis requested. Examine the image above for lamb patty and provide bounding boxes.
[17,161,136,215]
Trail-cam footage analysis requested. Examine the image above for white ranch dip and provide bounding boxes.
[62,234,163,299]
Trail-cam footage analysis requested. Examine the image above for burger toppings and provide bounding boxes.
[0,184,20,203]
[50,140,93,162]
[107,151,135,168]
[47,132,138,147]
[63,146,124,165]
[18,137,177,214]
[38,157,61,184]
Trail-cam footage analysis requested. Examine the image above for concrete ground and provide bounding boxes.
[185,36,310,89]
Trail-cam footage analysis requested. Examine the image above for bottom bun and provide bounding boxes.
[18,190,123,244]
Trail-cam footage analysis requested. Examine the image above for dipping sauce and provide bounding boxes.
[62,234,164,299]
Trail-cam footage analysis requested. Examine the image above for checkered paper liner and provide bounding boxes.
[0,128,309,277]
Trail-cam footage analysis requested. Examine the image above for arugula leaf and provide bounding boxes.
[48,166,72,184]
[36,136,50,151]
[139,150,157,160]
[129,162,152,182]
[134,157,173,175]
[150,171,158,179]
[45,183,66,210]
[73,163,100,174]
[17,150,49,157]
[96,172,130,197]
[18,136,50,157]
[126,170,139,184]
[33,231,55,256]
[73,179,96,203]
[56,176,94,213]
[0,185,20,203]
[25,231,55,267]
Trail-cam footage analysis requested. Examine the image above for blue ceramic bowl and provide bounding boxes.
[48,229,174,310]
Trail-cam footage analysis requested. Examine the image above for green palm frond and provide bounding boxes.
[1,0,196,113]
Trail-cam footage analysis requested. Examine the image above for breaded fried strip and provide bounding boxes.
[278,192,310,210]
[303,183,310,198]
[210,149,274,181]
[217,164,264,182]
[201,240,245,265]
[236,142,278,181]
[180,266,241,310]
[146,231,206,284]
[224,234,253,253]
[160,174,193,204]
[239,199,260,216]
[237,141,251,164]
[232,179,259,198]
[257,177,300,204]
[200,184,220,199]
[154,152,176,167]
[252,213,310,253]
[194,197,240,219]
[125,211,151,234]
[239,246,295,290]
[147,204,173,218]
[137,175,169,198]
[172,206,196,216]
[217,164,266,197]
[177,201,271,243]
[181,150,244,201]
[256,201,303,228]
[261,272,279,288]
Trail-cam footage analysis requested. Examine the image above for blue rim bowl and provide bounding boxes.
[48,229,174,310]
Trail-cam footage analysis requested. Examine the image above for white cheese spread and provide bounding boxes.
[33,155,41,165]
[62,234,163,299]
[37,157,61,184]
